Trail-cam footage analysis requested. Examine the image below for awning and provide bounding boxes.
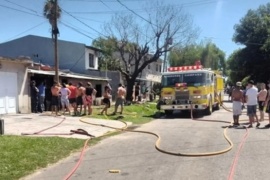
[27,69,110,81]
[146,74,161,83]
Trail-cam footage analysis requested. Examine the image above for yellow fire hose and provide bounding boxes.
[79,100,236,157]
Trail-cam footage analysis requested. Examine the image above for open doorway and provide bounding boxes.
[95,84,102,97]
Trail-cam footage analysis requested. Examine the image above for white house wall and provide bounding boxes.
[0,61,30,114]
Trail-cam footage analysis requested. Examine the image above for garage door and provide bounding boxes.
[0,72,17,114]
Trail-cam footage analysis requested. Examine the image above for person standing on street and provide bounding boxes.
[38,81,45,113]
[135,83,140,101]
[75,82,85,116]
[258,83,267,121]
[231,82,244,126]
[30,80,39,113]
[112,83,126,115]
[51,81,61,116]
[264,81,270,128]
[83,82,97,115]
[60,83,71,115]
[245,80,259,128]
[100,86,111,115]
[68,82,77,113]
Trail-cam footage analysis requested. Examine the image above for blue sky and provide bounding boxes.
[0,0,269,58]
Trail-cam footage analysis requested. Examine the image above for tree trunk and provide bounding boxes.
[126,78,136,102]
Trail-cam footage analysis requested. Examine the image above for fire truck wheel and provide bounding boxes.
[165,110,173,116]
[205,98,213,115]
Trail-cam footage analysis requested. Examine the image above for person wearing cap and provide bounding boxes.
[257,83,267,121]
[231,81,244,126]
[245,80,259,128]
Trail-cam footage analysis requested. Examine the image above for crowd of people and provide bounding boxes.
[230,80,270,128]
[30,80,126,116]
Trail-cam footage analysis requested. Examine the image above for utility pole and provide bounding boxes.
[162,24,171,73]
[53,0,59,83]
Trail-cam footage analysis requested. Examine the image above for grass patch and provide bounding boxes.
[0,135,115,180]
[0,105,158,180]
[91,102,159,124]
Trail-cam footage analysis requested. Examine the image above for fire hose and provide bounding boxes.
[20,97,249,180]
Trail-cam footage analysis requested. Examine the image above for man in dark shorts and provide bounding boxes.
[68,82,77,112]
[30,80,39,113]
[135,83,140,101]
[100,86,111,115]
[51,81,60,116]
[112,83,126,115]
[74,82,85,115]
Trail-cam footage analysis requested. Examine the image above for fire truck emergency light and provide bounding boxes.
[167,65,203,72]
[175,83,187,87]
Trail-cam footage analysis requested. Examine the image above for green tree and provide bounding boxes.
[168,41,226,74]
[169,43,203,67]
[231,3,270,83]
[93,2,199,101]
[43,0,61,82]
[93,37,121,71]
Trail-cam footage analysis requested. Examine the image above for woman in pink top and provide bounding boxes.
[258,83,267,121]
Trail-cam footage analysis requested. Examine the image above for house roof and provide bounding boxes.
[28,69,110,81]
[0,56,33,64]
[85,46,102,52]
[9,35,101,52]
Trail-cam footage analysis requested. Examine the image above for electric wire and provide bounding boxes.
[60,21,95,40]
[2,21,47,43]
[116,0,157,27]
[0,0,266,48]
[0,4,43,17]
[62,8,107,38]
[3,0,39,14]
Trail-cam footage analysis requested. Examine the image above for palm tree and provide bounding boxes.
[43,0,61,83]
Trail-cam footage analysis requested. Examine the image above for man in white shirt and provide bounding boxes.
[245,80,259,128]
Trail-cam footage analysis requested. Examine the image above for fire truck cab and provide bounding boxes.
[157,65,224,116]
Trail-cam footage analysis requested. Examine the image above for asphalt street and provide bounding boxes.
[22,100,270,180]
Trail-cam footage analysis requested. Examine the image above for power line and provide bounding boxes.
[0,4,43,17]
[66,0,146,2]
[71,16,104,23]
[2,21,47,43]
[68,0,223,14]
[0,2,98,42]
[60,19,98,37]
[116,0,156,27]
[98,0,153,42]
[3,0,38,14]
[62,8,107,37]
[60,21,95,40]
[69,51,87,71]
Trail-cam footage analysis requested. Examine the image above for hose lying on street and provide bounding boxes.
[20,99,250,180]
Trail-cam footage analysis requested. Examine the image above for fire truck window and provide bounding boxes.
[162,75,182,86]
[183,73,207,86]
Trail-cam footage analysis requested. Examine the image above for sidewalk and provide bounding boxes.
[1,113,132,139]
